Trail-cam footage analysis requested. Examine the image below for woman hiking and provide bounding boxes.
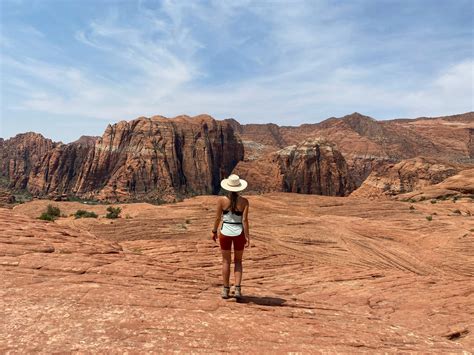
[211,174,250,299]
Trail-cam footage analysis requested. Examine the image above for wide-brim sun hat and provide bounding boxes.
[220,174,248,192]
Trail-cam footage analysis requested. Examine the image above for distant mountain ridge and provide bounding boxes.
[1,111,472,202]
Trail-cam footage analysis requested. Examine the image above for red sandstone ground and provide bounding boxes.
[1,193,473,352]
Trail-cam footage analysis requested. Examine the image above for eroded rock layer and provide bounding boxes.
[1,115,244,202]
[273,138,355,195]
[350,157,468,199]
[231,112,474,191]
[2,193,473,352]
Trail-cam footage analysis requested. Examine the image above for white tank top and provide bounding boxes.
[220,209,243,236]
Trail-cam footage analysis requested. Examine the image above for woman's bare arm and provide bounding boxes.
[243,200,250,247]
[211,197,223,241]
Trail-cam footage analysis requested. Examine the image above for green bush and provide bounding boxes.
[426,215,433,221]
[38,204,61,221]
[74,209,98,219]
[46,204,61,217]
[39,212,55,221]
[105,206,121,219]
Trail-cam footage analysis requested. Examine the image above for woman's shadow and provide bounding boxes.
[235,295,286,306]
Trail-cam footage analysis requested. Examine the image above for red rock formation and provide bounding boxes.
[0,132,55,190]
[395,168,474,201]
[231,112,474,191]
[1,115,244,202]
[273,137,355,195]
[349,157,468,199]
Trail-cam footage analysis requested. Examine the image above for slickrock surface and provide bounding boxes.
[1,115,243,202]
[350,157,468,199]
[2,193,473,352]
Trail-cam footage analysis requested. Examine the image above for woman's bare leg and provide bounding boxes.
[221,250,232,287]
[234,250,244,286]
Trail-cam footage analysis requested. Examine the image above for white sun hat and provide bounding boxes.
[220,174,248,192]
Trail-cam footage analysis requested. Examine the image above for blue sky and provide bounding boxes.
[1,0,473,142]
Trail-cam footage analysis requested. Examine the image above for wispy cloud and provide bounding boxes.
[1,0,472,141]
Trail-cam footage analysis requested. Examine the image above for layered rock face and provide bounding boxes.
[273,138,355,195]
[394,168,474,201]
[231,112,474,194]
[232,137,355,196]
[349,157,467,199]
[1,115,244,202]
[0,132,56,191]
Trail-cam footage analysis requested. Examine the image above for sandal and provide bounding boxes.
[221,286,230,299]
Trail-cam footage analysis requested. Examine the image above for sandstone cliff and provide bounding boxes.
[1,115,244,202]
[273,138,355,195]
[349,156,467,199]
[232,137,355,196]
[231,112,474,193]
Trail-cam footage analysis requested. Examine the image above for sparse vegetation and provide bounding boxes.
[105,206,121,219]
[452,196,459,203]
[38,212,55,221]
[426,215,433,221]
[74,209,98,219]
[430,199,437,204]
[177,223,187,230]
[409,205,415,211]
[453,209,461,215]
[185,218,191,224]
[419,196,426,201]
[38,204,61,221]
[125,214,132,219]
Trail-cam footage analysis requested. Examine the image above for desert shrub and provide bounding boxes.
[453,209,461,215]
[38,204,61,221]
[409,205,415,210]
[426,215,433,221]
[46,204,61,217]
[74,209,98,219]
[419,196,426,201]
[105,206,121,219]
[430,200,437,204]
[39,212,55,221]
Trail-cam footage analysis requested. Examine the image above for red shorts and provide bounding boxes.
[219,231,246,251]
